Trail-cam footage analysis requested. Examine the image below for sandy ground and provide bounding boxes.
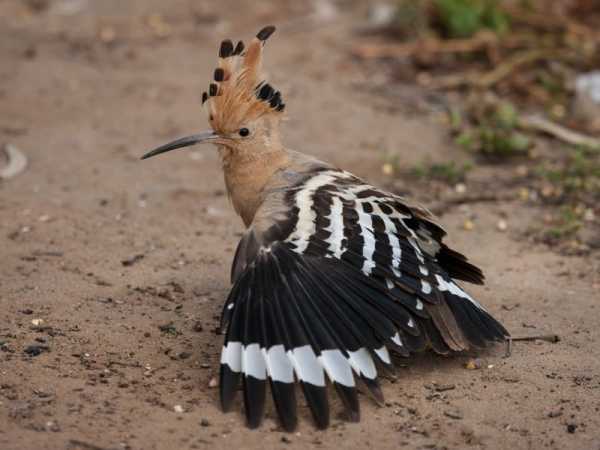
[1,1,599,449]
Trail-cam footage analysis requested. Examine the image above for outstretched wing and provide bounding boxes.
[220,168,508,430]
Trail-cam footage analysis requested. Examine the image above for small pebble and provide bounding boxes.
[45,420,61,432]
[463,219,474,231]
[208,377,218,388]
[444,410,463,420]
[99,26,117,44]
[465,359,482,370]
[381,163,394,176]
[173,404,184,413]
[496,219,507,231]
[31,318,44,326]
[24,345,49,356]
[200,418,210,427]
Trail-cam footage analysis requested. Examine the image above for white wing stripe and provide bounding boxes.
[324,195,346,258]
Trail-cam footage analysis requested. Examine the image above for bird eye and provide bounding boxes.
[239,128,250,137]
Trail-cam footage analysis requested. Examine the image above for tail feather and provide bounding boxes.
[437,244,485,285]
[219,242,508,430]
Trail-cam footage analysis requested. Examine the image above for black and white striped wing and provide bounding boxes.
[219,169,508,431]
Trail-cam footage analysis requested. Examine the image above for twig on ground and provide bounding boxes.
[351,32,500,59]
[68,440,112,450]
[429,49,577,90]
[505,333,561,357]
[502,5,600,39]
[519,115,600,149]
[430,193,514,215]
[511,334,561,343]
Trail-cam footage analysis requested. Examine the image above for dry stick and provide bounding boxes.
[502,5,600,39]
[505,334,561,357]
[352,34,494,59]
[430,193,514,215]
[519,115,600,150]
[430,49,572,90]
[68,440,111,450]
[475,49,553,88]
[510,334,561,343]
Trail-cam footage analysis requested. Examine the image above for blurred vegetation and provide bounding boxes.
[358,0,600,250]
[411,160,473,183]
[536,146,600,196]
[435,0,509,38]
[452,100,532,158]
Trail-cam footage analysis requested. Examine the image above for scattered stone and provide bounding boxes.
[208,377,218,388]
[566,423,577,434]
[0,144,28,180]
[547,410,562,418]
[99,26,117,44]
[145,13,172,38]
[192,322,204,332]
[31,318,44,327]
[178,351,192,360]
[381,163,394,176]
[45,420,61,432]
[159,323,179,335]
[583,208,595,222]
[121,254,144,267]
[463,219,474,231]
[21,308,34,315]
[367,3,397,27]
[573,71,600,133]
[173,404,184,413]
[444,410,463,420]
[24,344,49,356]
[496,219,508,231]
[434,383,456,392]
[200,418,210,427]
[465,359,482,370]
[281,435,292,444]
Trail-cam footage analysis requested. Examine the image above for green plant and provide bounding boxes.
[435,0,510,38]
[543,206,584,240]
[455,100,532,158]
[536,146,600,194]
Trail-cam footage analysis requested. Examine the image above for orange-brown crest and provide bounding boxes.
[202,26,285,134]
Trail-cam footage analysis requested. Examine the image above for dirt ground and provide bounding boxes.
[1,1,599,449]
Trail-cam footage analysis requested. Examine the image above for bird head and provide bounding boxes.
[141,26,285,161]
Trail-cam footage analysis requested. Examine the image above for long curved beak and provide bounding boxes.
[141,130,218,160]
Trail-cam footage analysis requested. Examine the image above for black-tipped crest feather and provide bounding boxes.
[256,25,276,41]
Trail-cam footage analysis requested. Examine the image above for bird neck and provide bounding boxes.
[220,145,290,227]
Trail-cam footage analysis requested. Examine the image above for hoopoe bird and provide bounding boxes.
[141,26,509,431]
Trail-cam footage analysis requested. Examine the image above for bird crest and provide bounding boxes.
[203,26,285,134]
